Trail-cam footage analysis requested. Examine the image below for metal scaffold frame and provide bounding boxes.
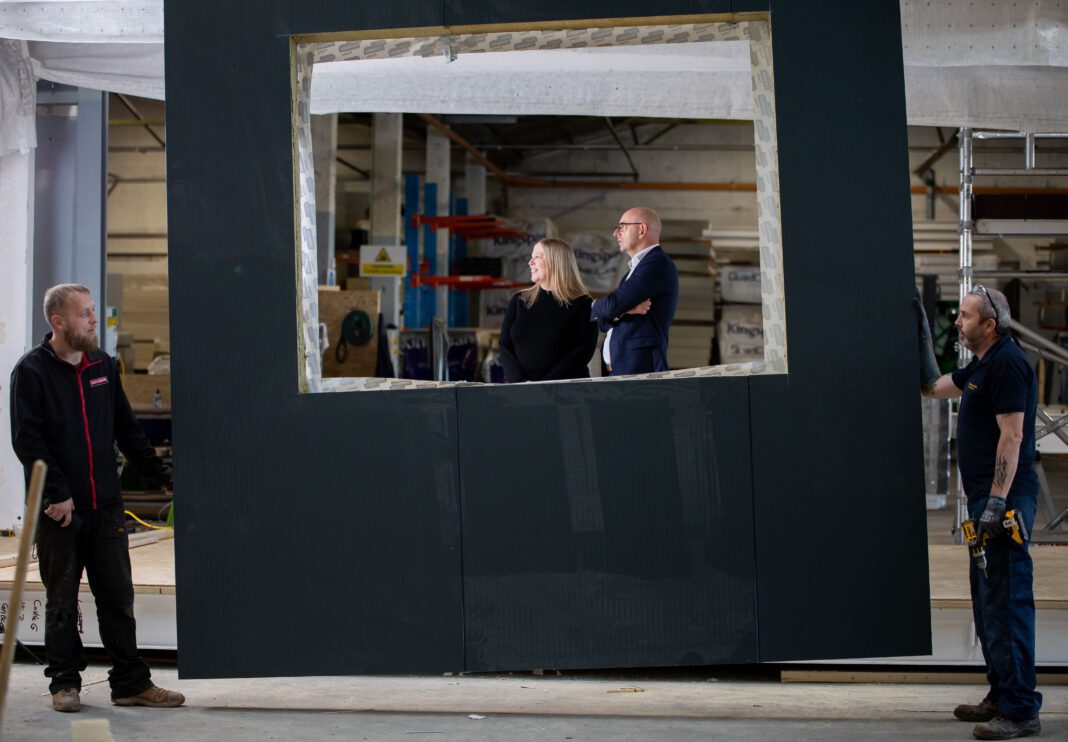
[955,128,1068,540]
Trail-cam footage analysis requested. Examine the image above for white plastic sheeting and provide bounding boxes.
[0,39,35,155]
[905,64,1068,132]
[0,1,162,43]
[310,43,753,119]
[900,1,1067,67]
[2,1,1068,130]
[901,0,1068,130]
[28,40,164,99]
[0,1,163,100]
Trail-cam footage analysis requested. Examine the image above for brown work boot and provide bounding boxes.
[973,714,1041,739]
[955,698,998,722]
[51,687,80,713]
[112,684,185,707]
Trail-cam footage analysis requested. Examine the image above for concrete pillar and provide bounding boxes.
[425,128,450,321]
[369,113,402,329]
[311,113,337,285]
[32,86,108,345]
[74,88,107,327]
[464,154,486,215]
[0,150,35,528]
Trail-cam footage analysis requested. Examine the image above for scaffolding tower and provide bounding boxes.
[955,128,1068,541]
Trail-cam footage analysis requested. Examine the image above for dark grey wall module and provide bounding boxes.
[165,0,931,677]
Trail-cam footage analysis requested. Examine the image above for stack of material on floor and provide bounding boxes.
[702,227,760,260]
[914,252,998,293]
[568,232,627,294]
[703,226,763,366]
[663,240,717,369]
[718,267,764,365]
[478,289,513,331]
[480,217,557,283]
[108,274,170,371]
[913,221,996,293]
[478,217,556,329]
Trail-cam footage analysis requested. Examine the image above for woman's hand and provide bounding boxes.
[626,299,652,315]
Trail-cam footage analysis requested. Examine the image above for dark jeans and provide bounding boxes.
[36,502,152,698]
[968,494,1043,721]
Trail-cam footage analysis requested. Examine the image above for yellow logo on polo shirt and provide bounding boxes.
[967,382,978,390]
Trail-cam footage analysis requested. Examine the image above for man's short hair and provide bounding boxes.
[969,286,1012,336]
[43,284,91,326]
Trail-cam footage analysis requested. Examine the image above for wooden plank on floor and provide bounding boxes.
[781,670,1068,685]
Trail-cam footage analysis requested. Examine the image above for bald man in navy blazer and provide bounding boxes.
[590,207,679,375]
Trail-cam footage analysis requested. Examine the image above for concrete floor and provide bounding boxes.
[2,662,1065,741]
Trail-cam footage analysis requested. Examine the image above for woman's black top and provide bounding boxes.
[499,289,598,382]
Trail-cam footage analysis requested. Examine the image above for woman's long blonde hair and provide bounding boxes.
[520,238,591,308]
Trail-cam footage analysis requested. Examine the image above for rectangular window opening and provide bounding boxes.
[292,19,786,393]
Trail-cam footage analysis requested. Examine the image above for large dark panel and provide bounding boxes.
[289,3,444,36]
[165,0,930,677]
[749,0,931,661]
[165,3,464,677]
[443,1,733,27]
[458,380,757,671]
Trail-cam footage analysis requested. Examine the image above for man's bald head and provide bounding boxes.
[624,208,661,238]
[615,207,662,256]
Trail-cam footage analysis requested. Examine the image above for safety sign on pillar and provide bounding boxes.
[359,245,407,277]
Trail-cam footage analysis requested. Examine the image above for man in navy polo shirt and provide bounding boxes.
[925,285,1041,740]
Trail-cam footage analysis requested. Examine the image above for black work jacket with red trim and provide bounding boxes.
[9,334,170,512]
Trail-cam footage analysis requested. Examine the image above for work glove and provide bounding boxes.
[976,496,1007,544]
[913,291,940,393]
[160,463,174,494]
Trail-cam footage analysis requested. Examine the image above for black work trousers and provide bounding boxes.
[36,503,152,698]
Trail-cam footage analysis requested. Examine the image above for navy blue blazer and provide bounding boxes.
[590,246,679,375]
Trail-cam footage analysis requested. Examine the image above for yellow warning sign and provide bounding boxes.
[359,245,406,277]
[361,264,405,276]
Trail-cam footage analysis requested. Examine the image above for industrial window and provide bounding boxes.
[292,19,785,392]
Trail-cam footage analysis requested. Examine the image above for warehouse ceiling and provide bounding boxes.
[103,97,750,182]
[382,113,738,177]
[6,1,1068,138]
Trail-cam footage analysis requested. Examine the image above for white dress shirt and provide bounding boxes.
[603,245,658,368]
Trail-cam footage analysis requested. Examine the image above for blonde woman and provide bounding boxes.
[498,238,599,382]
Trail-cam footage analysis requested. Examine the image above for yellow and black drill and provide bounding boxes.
[962,509,1029,578]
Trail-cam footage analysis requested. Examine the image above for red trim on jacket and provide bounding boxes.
[73,354,104,510]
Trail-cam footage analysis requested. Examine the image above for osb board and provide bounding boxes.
[928,544,1068,608]
[319,289,380,378]
[122,373,171,408]
[0,533,175,595]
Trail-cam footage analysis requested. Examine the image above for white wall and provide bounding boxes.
[0,150,35,528]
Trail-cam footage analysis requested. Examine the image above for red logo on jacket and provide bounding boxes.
[90,376,109,387]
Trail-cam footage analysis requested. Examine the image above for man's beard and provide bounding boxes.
[68,328,99,353]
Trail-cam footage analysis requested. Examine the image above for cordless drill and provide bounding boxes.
[961,509,1029,578]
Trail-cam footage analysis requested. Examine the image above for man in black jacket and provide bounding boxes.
[9,284,184,713]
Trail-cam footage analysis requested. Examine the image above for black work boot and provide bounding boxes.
[955,698,998,722]
[973,714,1041,740]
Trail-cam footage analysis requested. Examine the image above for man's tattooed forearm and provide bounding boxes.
[993,456,1009,489]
